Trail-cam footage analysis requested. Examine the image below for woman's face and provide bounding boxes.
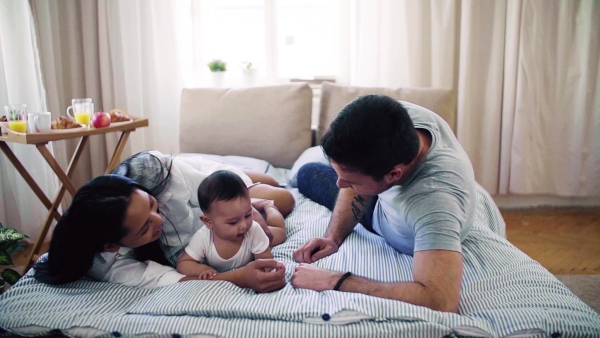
[119,188,164,248]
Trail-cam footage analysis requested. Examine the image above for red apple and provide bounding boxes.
[92,111,111,128]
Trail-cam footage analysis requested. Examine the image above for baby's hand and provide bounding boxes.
[199,269,217,280]
[261,261,285,273]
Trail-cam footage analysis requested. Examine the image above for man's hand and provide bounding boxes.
[291,263,343,291]
[293,237,339,263]
[236,259,286,293]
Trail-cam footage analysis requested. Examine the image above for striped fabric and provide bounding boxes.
[1,185,599,338]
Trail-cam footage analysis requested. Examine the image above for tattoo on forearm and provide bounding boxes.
[351,195,368,222]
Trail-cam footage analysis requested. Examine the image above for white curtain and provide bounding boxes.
[106,0,187,154]
[14,0,600,244]
[343,0,600,199]
[0,0,57,238]
[501,0,600,196]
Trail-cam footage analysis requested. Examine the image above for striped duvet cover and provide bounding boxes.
[1,186,599,338]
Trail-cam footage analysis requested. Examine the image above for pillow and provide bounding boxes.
[180,84,313,169]
[317,82,455,144]
[179,153,289,186]
[287,146,330,187]
[179,153,271,173]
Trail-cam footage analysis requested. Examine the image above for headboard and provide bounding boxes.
[318,82,456,143]
[179,83,313,169]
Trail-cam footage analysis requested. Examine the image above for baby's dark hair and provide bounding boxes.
[198,170,249,213]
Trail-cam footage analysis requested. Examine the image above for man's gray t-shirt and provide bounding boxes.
[372,101,476,255]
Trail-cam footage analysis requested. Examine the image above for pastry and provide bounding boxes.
[51,116,81,129]
[109,110,132,123]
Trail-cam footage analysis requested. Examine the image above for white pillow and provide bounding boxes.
[179,153,289,186]
[287,146,330,187]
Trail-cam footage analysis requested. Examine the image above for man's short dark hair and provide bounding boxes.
[321,95,420,181]
[197,170,248,213]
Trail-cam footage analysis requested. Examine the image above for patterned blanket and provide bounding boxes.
[1,186,599,338]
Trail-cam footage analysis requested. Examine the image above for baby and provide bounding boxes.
[177,170,283,279]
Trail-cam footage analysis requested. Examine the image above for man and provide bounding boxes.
[291,95,476,313]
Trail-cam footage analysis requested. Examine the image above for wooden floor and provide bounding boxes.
[4,208,600,277]
[502,207,600,275]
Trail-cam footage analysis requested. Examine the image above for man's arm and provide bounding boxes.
[324,188,370,245]
[294,188,371,263]
[292,250,463,313]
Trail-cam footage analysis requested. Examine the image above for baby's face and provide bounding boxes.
[205,195,253,242]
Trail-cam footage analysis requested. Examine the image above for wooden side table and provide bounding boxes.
[0,115,149,271]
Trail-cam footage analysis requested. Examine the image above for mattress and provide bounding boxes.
[1,186,599,337]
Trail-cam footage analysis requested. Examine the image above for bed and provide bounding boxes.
[1,83,599,337]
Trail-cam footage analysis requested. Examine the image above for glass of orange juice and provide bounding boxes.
[4,104,27,133]
[66,98,93,127]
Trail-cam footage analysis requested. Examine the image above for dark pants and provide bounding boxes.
[297,162,377,233]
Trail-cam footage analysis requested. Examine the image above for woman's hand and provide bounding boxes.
[235,259,286,293]
[293,237,339,263]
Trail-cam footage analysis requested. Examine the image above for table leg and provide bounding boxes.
[25,136,90,271]
[105,131,131,174]
[37,145,77,196]
[0,142,61,221]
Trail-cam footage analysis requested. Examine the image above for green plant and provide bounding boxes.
[208,59,227,72]
[241,61,254,70]
[0,223,28,287]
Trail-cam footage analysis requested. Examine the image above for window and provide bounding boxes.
[187,0,341,87]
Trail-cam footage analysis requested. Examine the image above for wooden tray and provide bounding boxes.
[0,111,148,144]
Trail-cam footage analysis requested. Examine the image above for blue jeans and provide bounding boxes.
[297,162,377,233]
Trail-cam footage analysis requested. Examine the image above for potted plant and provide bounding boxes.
[0,223,28,292]
[241,61,257,87]
[208,59,227,87]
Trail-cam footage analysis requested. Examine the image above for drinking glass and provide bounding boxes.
[4,104,27,133]
[66,98,93,127]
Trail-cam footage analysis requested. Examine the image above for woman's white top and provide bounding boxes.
[88,247,185,288]
[86,151,254,288]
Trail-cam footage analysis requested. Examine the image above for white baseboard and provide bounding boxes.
[493,194,600,209]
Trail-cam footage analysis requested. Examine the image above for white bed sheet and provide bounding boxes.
[1,186,599,338]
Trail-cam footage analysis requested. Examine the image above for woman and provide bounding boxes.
[34,151,291,291]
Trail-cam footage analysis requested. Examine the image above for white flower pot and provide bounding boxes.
[243,69,257,87]
[211,72,225,88]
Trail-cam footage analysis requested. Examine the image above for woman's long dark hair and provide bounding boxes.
[34,175,148,284]
[34,152,174,285]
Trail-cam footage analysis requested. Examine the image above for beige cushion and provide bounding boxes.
[180,83,313,168]
[318,82,456,143]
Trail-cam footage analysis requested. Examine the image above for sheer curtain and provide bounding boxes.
[23,0,184,241]
[20,0,600,247]
[30,0,114,193]
[0,0,57,238]
[106,0,186,154]
[501,0,600,197]
[30,0,184,186]
[342,0,600,202]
